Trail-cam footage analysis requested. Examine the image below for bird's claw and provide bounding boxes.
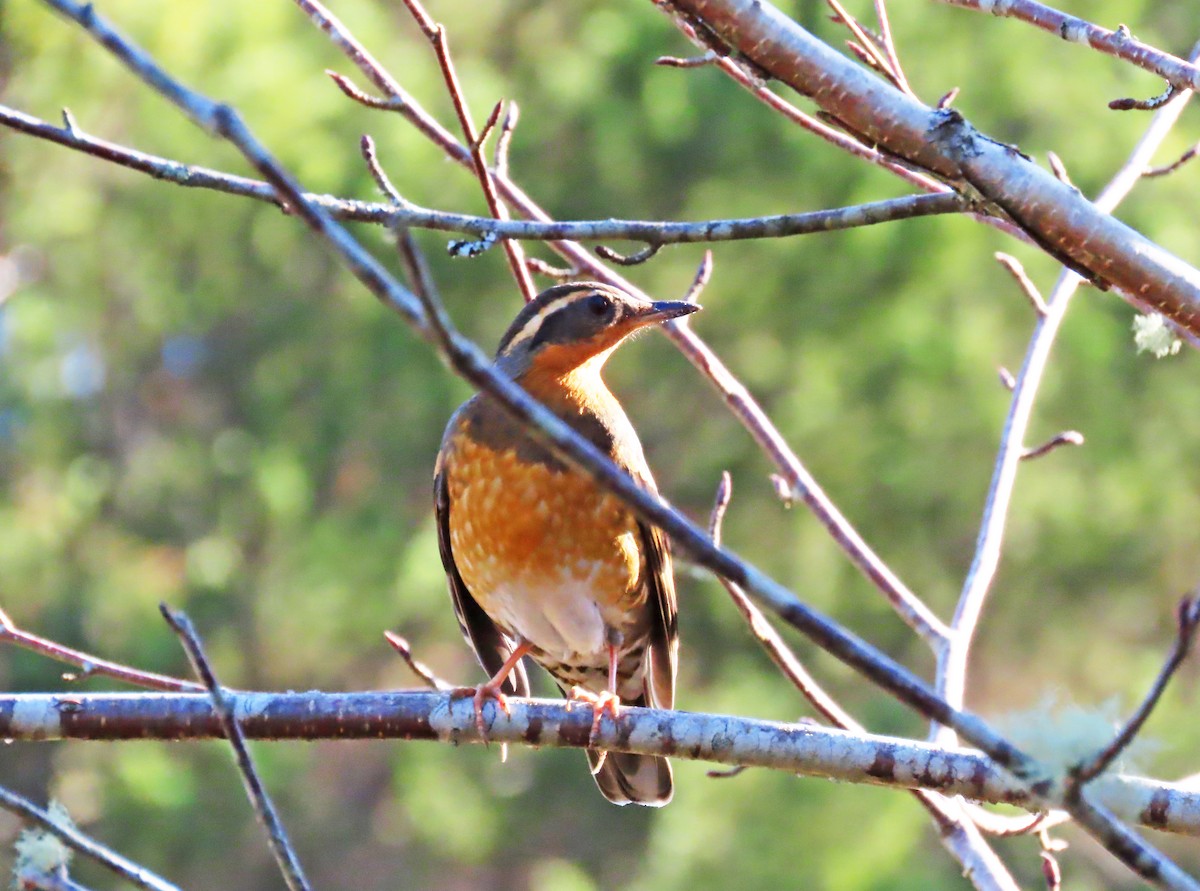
[451,683,512,740]
[569,686,621,748]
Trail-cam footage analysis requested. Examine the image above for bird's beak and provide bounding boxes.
[634,300,702,326]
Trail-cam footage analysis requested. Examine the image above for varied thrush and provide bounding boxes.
[434,281,698,806]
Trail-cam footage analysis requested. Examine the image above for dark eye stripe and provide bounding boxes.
[496,284,616,356]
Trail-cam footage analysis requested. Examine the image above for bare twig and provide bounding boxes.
[0,786,181,891]
[359,134,410,208]
[398,0,535,301]
[526,257,578,280]
[994,252,1048,316]
[1144,141,1200,178]
[160,606,312,891]
[383,631,454,691]
[493,100,518,178]
[655,51,719,68]
[1045,152,1075,189]
[0,604,202,693]
[937,0,1200,97]
[1072,596,1200,784]
[872,0,914,96]
[826,0,901,91]
[682,250,714,306]
[1111,84,1179,112]
[595,243,662,265]
[708,473,861,729]
[1020,431,1084,461]
[0,105,970,244]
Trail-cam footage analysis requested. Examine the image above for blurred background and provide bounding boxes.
[2,1,1199,888]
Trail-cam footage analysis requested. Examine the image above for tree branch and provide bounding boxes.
[3,691,1199,837]
[660,0,1200,339]
[937,0,1200,98]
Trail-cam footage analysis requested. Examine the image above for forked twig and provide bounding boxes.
[397,0,535,301]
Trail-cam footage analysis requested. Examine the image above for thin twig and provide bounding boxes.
[1020,431,1084,461]
[995,252,1049,316]
[682,250,714,306]
[708,472,862,729]
[1045,152,1075,189]
[493,100,518,178]
[595,243,662,265]
[1144,141,1200,178]
[160,605,312,891]
[359,134,410,208]
[937,0,1200,97]
[872,0,914,96]
[526,257,578,280]
[655,51,719,68]
[0,786,181,891]
[1111,84,1179,112]
[0,604,202,693]
[383,631,454,691]
[0,105,971,244]
[826,0,900,90]
[1072,596,1200,783]
[398,0,535,301]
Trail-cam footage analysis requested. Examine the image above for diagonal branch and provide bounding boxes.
[161,606,312,891]
[937,0,1200,98]
[292,0,948,643]
[659,0,1200,340]
[0,785,182,891]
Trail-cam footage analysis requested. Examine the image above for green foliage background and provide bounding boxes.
[2,1,1199,888]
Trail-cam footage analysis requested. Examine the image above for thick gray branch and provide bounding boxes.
[4,691,1198,837]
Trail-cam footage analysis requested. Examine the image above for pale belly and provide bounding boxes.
[445,434,644,663]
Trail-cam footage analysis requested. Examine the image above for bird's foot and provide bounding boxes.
[569,686,621,748]
[451,681,512,739]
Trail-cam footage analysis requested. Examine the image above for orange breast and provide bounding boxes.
[445,430,644,660]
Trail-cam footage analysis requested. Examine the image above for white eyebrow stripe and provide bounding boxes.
[500,289,597,354]
[503,302,565,353]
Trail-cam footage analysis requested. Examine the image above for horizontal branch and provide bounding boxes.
[3,691,1197,837]
[0,104,964,246]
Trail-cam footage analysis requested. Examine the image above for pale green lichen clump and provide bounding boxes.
[1132,313,1182,358]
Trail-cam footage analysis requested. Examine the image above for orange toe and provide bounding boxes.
[570,687,622,747]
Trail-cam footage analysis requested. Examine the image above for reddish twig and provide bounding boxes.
[0,604,202,693]
[398,0,535,301]
[1021,431,1084,461]
[995,252,1048,316]
[383,631,454,691]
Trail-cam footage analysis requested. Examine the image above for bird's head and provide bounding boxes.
[495,282,700,381]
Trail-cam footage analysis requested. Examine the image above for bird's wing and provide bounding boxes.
[632,473,678,711]
[434,442,529,697]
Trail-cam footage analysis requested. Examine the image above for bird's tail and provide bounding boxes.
[587,748,673,806]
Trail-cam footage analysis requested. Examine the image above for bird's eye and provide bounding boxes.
[586,294,612,317]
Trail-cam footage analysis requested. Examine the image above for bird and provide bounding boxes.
[433,281,698,806]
